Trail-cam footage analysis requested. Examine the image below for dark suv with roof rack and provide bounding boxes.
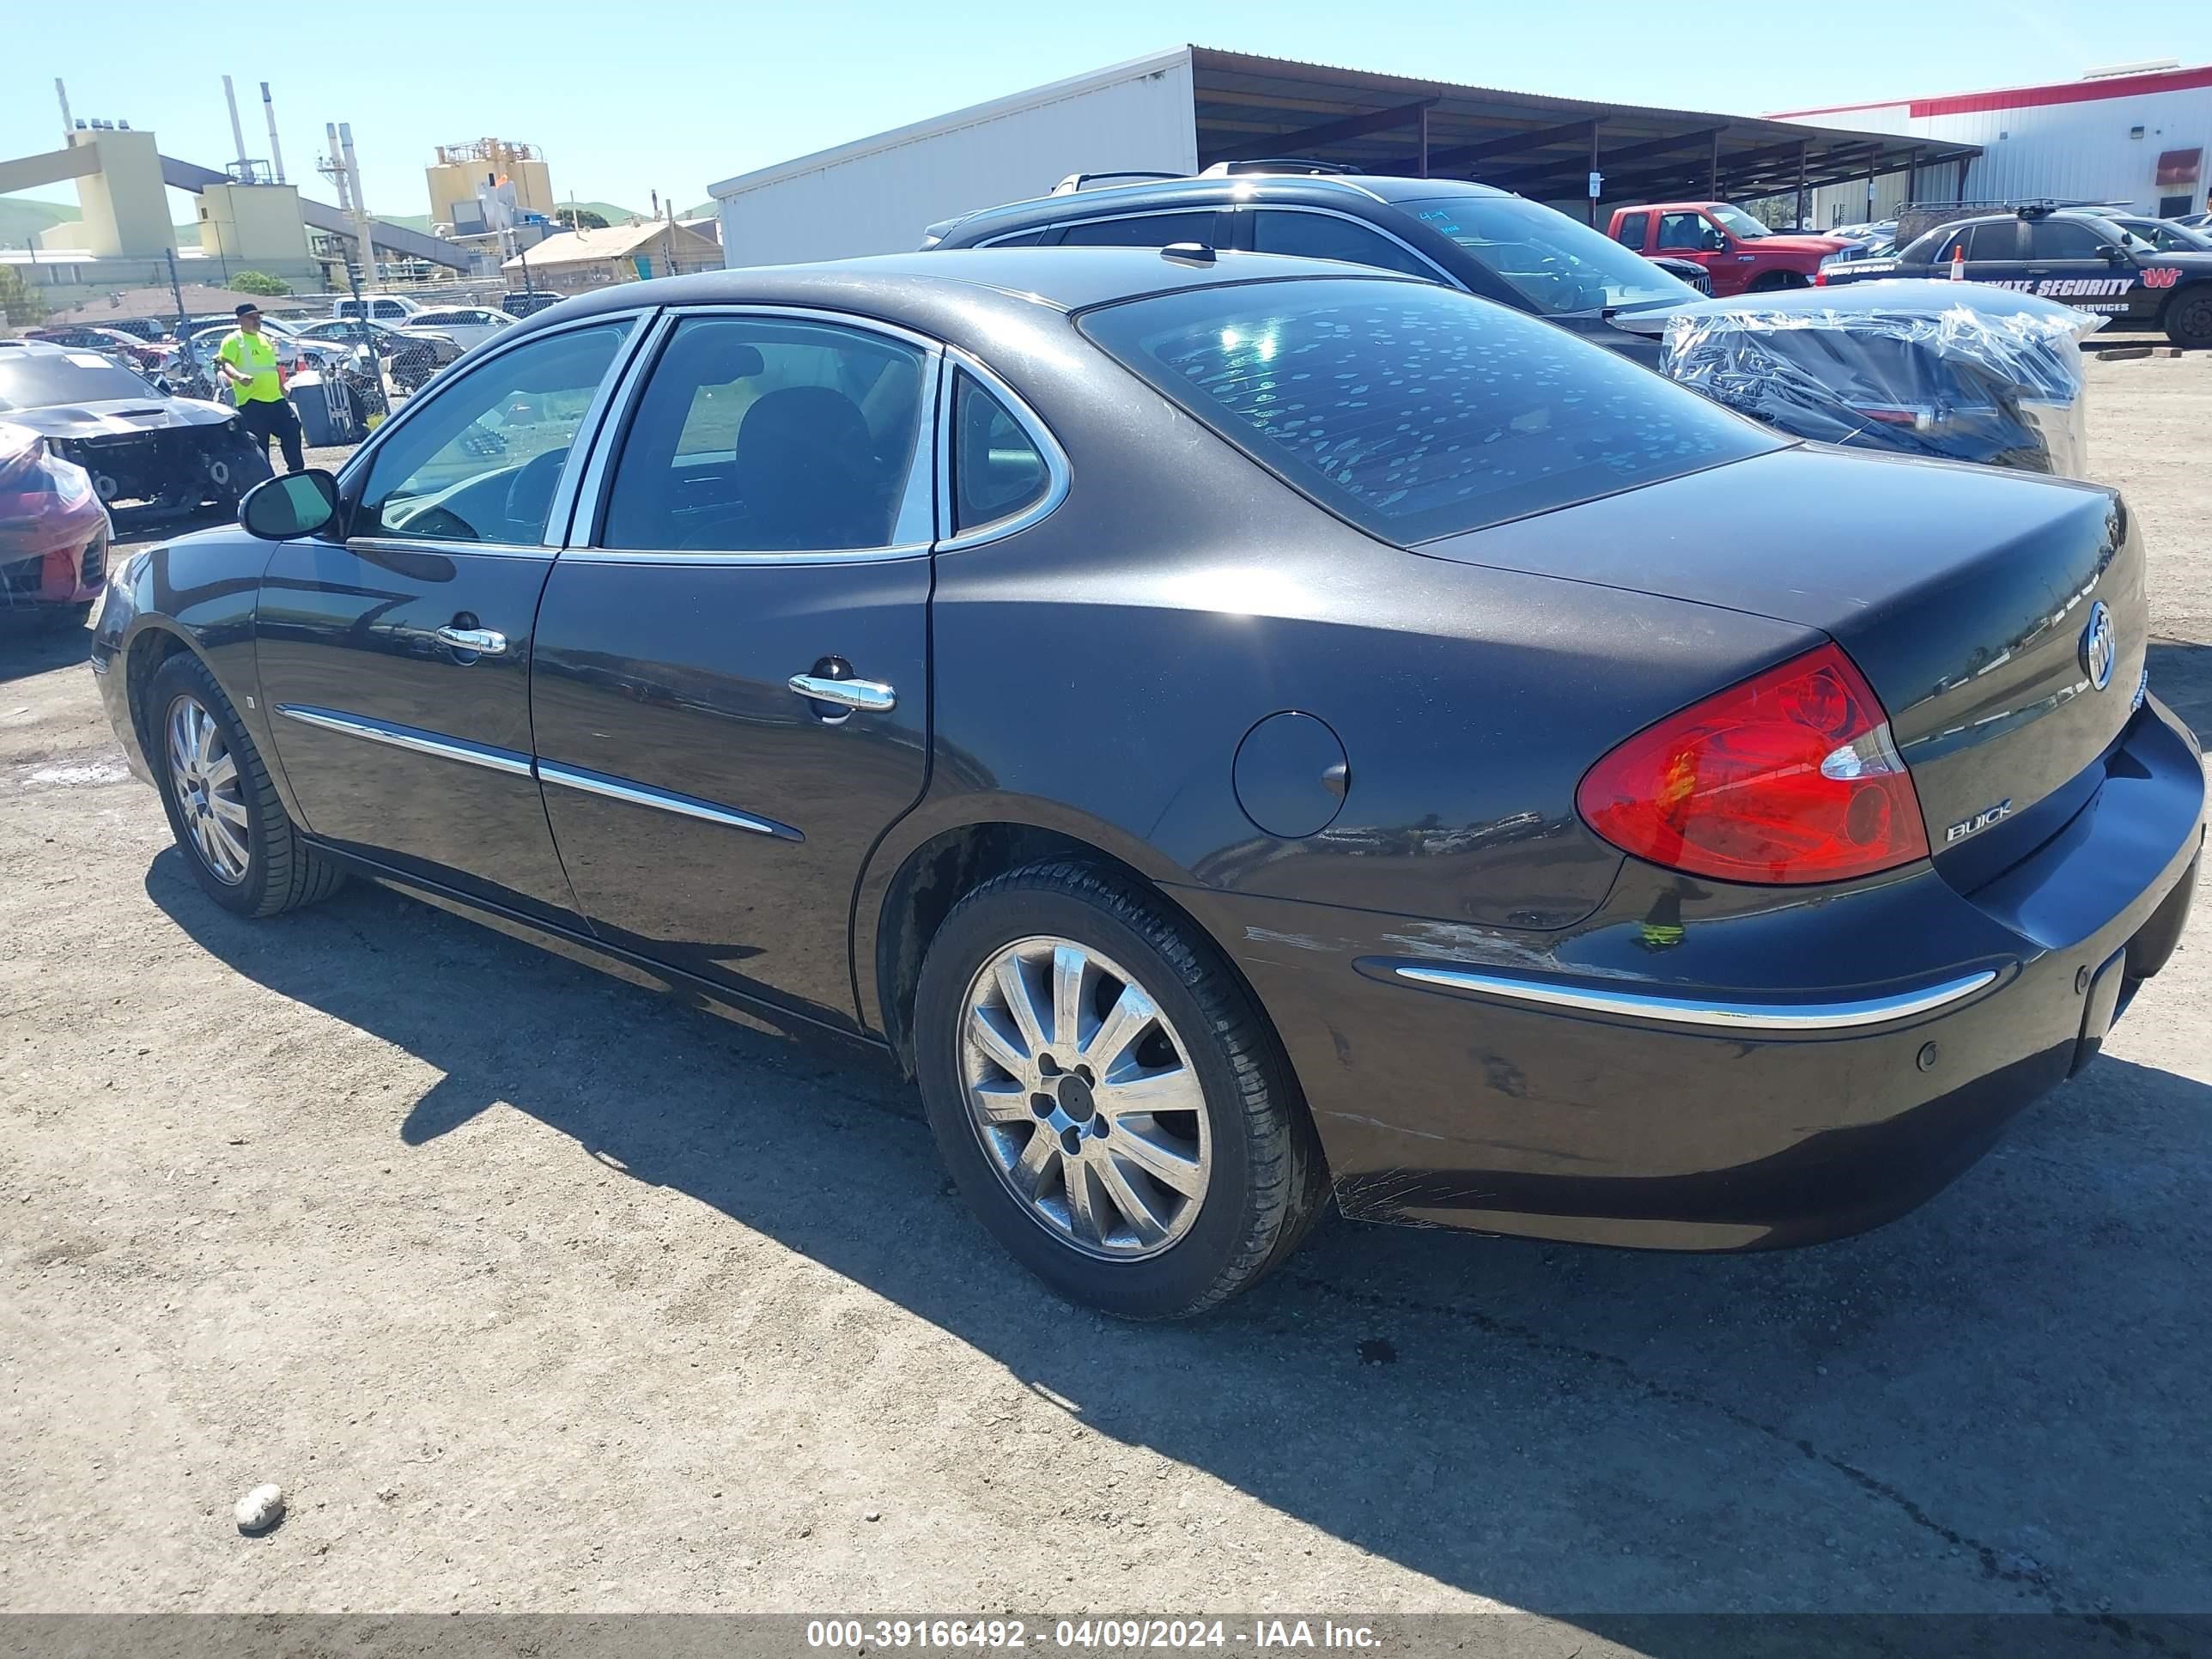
[924,171,1705,364]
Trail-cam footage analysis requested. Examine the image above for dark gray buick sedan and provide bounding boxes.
[90,249,2203,1318]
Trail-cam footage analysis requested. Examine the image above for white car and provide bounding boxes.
[401,306,520,351]
[331,295,427,325]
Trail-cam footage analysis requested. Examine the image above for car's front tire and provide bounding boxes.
[914,860,1328,1319]
[147,652,344,917]
[2165,283,2212,350]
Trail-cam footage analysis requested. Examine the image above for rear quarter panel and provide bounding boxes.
[855,295,1822,1031]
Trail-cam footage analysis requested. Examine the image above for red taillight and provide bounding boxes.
[1577,643,1929,885]
[1813,269,1828,286]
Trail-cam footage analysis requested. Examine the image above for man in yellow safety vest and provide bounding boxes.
[214,302,305,474]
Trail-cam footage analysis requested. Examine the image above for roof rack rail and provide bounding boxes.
[1048,170,1188,197]
[1198,158,1365,178]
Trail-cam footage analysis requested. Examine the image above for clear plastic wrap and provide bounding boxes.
[1656,281,2106,477]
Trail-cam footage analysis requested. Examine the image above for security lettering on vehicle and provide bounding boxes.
[1974,276,2137,297]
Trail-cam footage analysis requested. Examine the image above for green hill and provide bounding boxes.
[0,198,79,247]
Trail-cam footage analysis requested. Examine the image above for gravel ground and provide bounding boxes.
[2,364,2209,1630]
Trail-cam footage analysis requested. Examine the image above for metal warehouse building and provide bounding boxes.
[1776,60,2211,227]
[708,46,1971,267]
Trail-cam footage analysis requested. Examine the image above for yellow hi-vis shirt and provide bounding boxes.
[215,330,283,404]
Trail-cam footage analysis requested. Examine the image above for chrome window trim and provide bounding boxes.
[934,348,1072,551]
[1231,204,1458,286]
[273,704,533,776]
[1383,963,2000,1032]
[538,760,803,842]
[334,308,658,552]
[568,303,944,562]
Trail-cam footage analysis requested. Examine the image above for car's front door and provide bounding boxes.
[526,308,943,1028]
[255,314,643,922]
[1655,210,1734,289]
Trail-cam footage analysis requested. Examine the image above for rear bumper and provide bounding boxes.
[1187,696,2205,1251]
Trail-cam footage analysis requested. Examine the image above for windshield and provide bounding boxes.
[0,352,161,410]
[1709,204,1771,240]
[1400,195,1698,314]
[1080,277,1778,544]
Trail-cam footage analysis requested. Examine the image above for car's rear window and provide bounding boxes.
[1079,277,1780,543]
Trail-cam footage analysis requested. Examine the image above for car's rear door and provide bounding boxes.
[526,307,945,1029]
[255,312,646,924]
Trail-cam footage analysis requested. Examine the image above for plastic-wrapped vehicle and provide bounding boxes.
[1627,282,2104,477]
[0,421,111,624]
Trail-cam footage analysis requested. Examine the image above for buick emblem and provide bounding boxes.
[2081,601,2116,692]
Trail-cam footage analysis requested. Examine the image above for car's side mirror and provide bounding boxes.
[2100,244,2132,263]
[240,468,340,540]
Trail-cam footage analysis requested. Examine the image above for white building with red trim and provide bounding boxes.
[1771,60,2210,227]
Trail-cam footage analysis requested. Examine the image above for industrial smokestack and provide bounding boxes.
[222,75,250,178]
[325,122,353,211]
[260,82,286,184]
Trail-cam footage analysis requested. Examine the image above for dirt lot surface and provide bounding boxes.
[3,368,2209,1631]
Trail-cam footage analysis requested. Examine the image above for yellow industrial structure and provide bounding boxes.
[425,138,554,228]
[191,181,312,266]
[0,126,174,257]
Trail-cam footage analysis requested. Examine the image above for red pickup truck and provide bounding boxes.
[1608,203,1850,295]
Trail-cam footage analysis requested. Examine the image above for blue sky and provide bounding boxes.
[6,0,2204,224]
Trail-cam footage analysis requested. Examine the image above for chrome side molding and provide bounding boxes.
[1385,962,2000,1032]
[538,760,804,842]
[273,704,534,777]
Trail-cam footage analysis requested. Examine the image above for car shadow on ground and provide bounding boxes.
[148,854,2212,1625]
[2148,638,2212,749]
[0,618,90,684]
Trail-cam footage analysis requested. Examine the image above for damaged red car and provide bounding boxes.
[0,420,110,626]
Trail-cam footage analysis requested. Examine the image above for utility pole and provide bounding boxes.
[165,248,186,338]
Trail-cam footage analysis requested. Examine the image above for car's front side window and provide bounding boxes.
[599,314,929,554]
[354,320,635,545]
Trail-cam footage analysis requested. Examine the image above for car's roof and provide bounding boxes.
[534,246,1425,330]
[939,172,1510,242]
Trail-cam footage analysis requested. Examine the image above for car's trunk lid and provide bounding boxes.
[1418,444,2145,888]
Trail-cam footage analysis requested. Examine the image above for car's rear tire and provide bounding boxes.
[2165,283,2212,349]
[913,860,1328,1319]
[147,652,344,918]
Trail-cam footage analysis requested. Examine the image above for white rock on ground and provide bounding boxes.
[234,1484,285,1534]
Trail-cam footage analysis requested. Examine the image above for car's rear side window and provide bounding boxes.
[1079,278,1779,544]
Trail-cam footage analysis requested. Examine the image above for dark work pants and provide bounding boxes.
[238,396,305,473]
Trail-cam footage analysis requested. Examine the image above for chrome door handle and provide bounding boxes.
[787,672,896,713]
[435,626,507,656]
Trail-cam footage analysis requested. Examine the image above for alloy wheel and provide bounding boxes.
[959,936,1212,1261]
[166,695,251,885]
